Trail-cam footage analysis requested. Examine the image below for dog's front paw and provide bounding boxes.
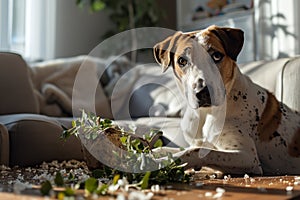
[174,147,206,170]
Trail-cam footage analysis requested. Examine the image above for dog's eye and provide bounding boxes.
[211,52,224,63]
[178,57,188,67]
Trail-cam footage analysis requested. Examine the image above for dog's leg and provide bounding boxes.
[177,147,263,175]
[154,141,263,175]
[181,107,207,146]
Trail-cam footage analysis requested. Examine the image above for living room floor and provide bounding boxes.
[0,176,299,199]
[0,161,299,200]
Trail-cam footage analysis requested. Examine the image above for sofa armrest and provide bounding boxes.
[0,114,84,167]
[240,58,290,97]
[277,57,300,111]
[0,52,39,114]
[0,123,9,166]
[240,56,300,112]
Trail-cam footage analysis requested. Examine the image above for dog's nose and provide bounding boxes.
[192,78,205,91]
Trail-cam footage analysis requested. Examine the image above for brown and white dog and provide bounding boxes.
[153,25,300,175]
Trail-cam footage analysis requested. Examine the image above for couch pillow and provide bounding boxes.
[110,64,185,119]
[0,52,39,114]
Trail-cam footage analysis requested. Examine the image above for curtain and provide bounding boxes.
[25,0,56,61]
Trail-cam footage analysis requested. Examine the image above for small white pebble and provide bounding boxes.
[25,167,32,172]
[91,193,99,200]
[17,174,24,180]
[204,192,213,197]
[216,187,225,194]
[210,174,216,179]
[213,192,223,199]
[185,168,195,174]
[108,184,119,193]
[151,184,160,192]
[128,191,153,200]
[0,165,10,170]
[286,186,293,192]
[117,179,126,187]
[195,182,204,187]
[116,194,126,200]
[244,174,250,179]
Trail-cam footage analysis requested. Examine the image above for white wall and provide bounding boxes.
[53,0,113,59]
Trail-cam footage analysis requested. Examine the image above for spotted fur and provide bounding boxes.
[154,25,300,175]
[257,92,282,142]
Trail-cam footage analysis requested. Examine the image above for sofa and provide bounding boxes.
[0,52,299,167]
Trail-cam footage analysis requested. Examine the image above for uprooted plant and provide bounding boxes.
[39,110,191,198]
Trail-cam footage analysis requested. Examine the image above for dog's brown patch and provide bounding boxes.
[288,128,300,157]
[200,28,237,88]
[154,26,244,88]
[257,92,282,141]
[153,32,194,79]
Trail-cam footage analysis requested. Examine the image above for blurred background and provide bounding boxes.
[0,0,299,63]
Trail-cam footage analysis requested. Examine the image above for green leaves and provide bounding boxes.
[54,172,64,187]
[76,0,106,12]
[153,139,163,148]
[140,171,151,189]
[112,174,120,185]
[90,0,106,12]
[75,0,163,38]
[40,180,52,196]
[61,110,114,141]
[99,118,113,129]
[85,177,98,194]
[59,110,191,196]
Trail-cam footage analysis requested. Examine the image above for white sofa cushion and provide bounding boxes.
[110,64,185,119]
[240,58,290,98]
[278,57,300,111]
[240,56,300,112]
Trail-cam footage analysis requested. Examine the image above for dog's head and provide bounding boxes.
[153,25,244,109]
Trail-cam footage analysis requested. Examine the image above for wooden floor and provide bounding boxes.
[167,176,300,200]
[1,175,300,199]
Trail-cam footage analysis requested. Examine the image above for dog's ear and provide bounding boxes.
[153,32,182,73]
[210,26,244,61]
[153,39,173,72]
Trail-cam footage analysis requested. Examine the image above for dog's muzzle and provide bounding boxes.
[196,86,212,107]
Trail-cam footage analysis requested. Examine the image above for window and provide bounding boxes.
[0,0,56,61]
[11,0,26,53]
[0,0,26,55]
[0,0,11,52]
